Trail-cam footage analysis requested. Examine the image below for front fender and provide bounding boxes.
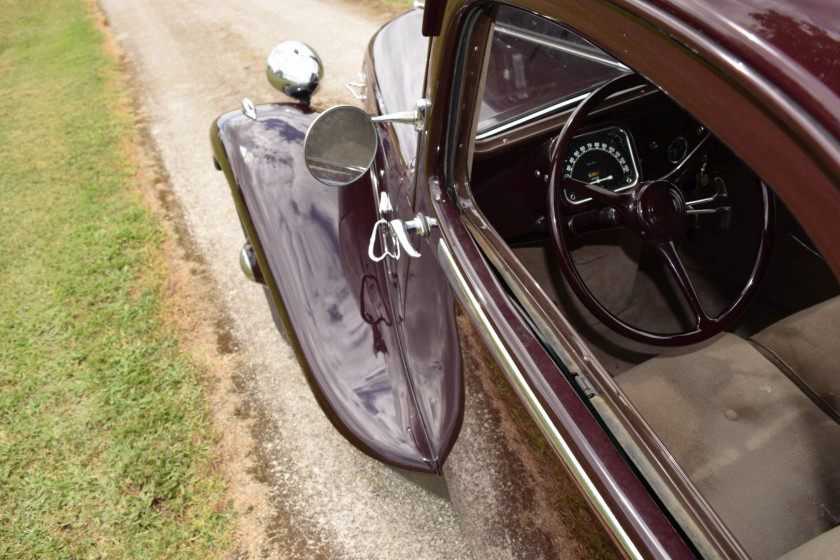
[211,103,441,472]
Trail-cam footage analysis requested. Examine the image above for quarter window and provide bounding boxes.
[477,6,629,138]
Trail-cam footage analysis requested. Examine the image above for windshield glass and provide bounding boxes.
[477,6,629,138]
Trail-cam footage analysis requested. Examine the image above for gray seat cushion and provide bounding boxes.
[616,333,840,560]
[778,525,840,560]
[752,296,840,422]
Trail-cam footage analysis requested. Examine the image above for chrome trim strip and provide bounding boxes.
[494,24,630,71]
[476,93,589,140]
[437,238,645,560]
[476,24,630,141]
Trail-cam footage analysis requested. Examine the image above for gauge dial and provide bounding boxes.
[562,126,639,205]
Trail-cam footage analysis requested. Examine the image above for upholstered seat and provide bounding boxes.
[752,296,840,423]
[616,333,840,559]
[778,525,840,560]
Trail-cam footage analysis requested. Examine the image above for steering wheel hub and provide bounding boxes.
[636,181,686,239]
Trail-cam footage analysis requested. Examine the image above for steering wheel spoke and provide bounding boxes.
[563,175,630,207]
[566,206,624,237]
[649,241,710,329]
[548,75,772,346]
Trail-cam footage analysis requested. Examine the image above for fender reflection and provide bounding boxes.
[437,238,643,560]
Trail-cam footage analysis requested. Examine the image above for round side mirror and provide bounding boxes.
[267,41,323,103]
[304,106,378,187]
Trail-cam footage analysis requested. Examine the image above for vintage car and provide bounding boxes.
[211,0,840,558]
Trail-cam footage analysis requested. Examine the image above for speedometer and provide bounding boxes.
[562,126,639,205]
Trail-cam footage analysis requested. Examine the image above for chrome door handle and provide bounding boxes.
[389,213,438,259]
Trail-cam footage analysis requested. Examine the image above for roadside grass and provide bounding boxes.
[362,0,415,16]
[0,0,232,557]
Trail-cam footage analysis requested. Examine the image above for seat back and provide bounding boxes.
[752,296,840,423]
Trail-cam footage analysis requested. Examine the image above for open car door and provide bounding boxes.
[211,9,461,475]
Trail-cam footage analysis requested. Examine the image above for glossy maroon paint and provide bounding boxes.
[370,9,426,165]
[366,11,465,469]
[646,0,840,142]
[422,0,447,36]
[599,0,840,276]
[211,102,461,473]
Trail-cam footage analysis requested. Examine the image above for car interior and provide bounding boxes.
[462,5,840,559]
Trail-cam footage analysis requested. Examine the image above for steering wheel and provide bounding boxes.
[547,74,774,346]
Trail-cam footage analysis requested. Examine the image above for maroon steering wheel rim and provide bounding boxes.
[548,74,775,347]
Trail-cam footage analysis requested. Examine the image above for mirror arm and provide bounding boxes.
[371,99,430,131]
[303,100,429,186]
[372,112,417,124]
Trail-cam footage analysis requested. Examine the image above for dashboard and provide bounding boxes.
[470,90,707,243]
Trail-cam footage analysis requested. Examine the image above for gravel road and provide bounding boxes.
[96,0,473,558]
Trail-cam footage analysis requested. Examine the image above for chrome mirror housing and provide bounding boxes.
[266,41,323,103]
[304,106,378,187]
[304,100,431,186]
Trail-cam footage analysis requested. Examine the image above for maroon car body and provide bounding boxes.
[211,1,840,558]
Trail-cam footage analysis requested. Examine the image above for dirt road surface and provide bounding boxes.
[96,0,473,558]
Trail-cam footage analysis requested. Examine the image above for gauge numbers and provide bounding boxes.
[563,126,639,205]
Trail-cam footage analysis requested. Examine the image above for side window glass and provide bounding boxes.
[477,6,629,138]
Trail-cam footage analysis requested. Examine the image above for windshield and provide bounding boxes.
[477,6,629,138]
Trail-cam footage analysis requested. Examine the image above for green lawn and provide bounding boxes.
[0,0,232,557]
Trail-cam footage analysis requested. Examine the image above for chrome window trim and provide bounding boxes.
[476,92,589,140]
[437,237,647,560]
[476,17,630,140]
[494,24,630,71]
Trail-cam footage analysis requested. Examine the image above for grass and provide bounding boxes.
[0,0,232,557]
[362,0,415,15]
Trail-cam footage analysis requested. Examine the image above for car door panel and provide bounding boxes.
[212,103,453,472]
